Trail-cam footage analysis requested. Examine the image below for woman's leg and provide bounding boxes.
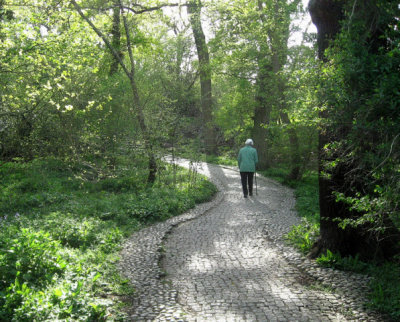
[248,172,254,196]
[240,172,249,197]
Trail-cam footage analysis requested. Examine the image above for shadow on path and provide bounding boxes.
[121,158,384,321]
[162,161,360,321]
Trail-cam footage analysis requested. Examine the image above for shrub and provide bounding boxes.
[0,228,68,318]
[285,218,319,254]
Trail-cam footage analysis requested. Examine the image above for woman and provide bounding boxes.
[237,139,258,198]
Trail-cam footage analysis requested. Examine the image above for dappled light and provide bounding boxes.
[1,0,399,320]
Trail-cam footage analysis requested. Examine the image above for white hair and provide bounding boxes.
[245,139,254,145]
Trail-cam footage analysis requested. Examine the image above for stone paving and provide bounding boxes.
[119,159,385,321]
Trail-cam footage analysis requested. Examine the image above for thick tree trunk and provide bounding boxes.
[308,0,400,260]
[308,0,354,258]
[188,0,217,155]
[308,0,344,61]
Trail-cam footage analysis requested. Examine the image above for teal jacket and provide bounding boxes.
[238,145,258,172]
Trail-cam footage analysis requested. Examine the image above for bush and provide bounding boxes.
[2,267,112,321]
[0,223,123,321]
[0,228,68,318]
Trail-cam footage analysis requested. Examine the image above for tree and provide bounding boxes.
[71,0,158,183]
[262,0,302,179]
[187,0,217,155]
[109,3,122,76]
[309,0,400,260]
[0,0,108,160]
[209,0,302,171]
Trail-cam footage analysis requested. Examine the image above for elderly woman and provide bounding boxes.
[237,139,258,198]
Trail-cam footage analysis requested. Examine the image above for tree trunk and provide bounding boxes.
[280,112,301,180]
[188,0,217,155]
[109,4,121,76]
[308,0,355,258]
[308,0,344,61]
[308,0,380,259]
[251,1,274,170]
[252,81,271,170]
[308,0,400,260]
[71,0,157,184]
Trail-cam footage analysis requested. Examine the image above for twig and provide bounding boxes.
[370,133,400,174]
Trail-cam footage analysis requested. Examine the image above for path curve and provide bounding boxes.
[119,159,384,321]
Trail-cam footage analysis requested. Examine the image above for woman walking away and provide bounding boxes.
[238,139,258,198]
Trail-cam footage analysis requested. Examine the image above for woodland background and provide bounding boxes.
[0,0,399,320]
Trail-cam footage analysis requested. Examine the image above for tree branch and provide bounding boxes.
[370,133,400,174]
[70,0,131,77]
[118,0,135,77]
[123,3,185,15]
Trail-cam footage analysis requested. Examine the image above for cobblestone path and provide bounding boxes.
[120,159,383,321]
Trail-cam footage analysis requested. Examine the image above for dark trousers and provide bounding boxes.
[240,172,254,196]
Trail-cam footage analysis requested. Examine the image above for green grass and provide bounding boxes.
[258,168,321,255]
[0,157,217,320]
[204,154,237,166]
[175,151,238,167]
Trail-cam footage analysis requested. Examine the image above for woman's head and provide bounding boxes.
[245,139,254,146]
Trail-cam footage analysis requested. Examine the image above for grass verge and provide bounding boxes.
[260,167,400,320]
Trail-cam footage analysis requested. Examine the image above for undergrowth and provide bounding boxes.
[0,157,216,320]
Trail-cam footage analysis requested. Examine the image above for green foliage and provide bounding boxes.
[30,212,123,251]
[0,157,216,320]
[315,251,400,320]
[294,173,320,222]
[205,154,237,167]
[0,228,67,290]
[285,218,319,254]
[0,226,115,321]
[368,262,400,320]
[316,250,368,273]
[0,0,108,160]
[316,0,400,239]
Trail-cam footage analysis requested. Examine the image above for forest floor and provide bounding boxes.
[120,159,386,321]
